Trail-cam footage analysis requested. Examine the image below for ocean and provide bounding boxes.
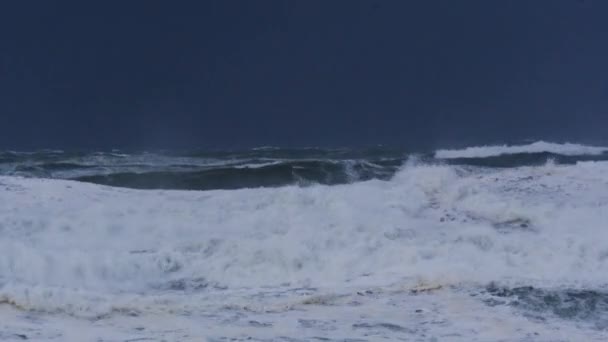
[1,141,608,341]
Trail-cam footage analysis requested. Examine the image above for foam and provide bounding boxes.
[3,160,608,300]
[2,159,608,339]
[435,141,608,158]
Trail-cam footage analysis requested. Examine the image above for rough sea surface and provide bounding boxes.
[1,141,608,341]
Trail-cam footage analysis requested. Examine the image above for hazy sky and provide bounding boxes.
[1,0,607,150]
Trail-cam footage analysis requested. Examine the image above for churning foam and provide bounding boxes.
[2,158,608,318]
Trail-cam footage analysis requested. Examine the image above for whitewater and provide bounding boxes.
[1,142,608,341]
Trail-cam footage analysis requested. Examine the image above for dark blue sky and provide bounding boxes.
[1,0,607,150]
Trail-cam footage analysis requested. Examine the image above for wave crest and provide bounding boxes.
[435,141,608,159]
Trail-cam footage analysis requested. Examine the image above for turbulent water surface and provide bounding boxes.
[1,141,608,341]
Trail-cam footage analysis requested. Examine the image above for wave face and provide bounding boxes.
[2,142,608,191]
[2,143,608,340]
[0,148,403,190]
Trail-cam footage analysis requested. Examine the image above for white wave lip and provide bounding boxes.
[435,141,608,159]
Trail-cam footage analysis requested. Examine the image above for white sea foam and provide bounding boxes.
[1,158,608,340]
[435,141,608,158]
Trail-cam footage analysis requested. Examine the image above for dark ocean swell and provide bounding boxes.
[442,152,608,168]
[1,142,608,190]
[72,160,400,190]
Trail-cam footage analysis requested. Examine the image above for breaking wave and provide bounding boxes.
[435,141,608,159]
[2,154,608,318]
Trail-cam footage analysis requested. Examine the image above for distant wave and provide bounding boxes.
[3,142,608,190]
[435,141,608,159]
